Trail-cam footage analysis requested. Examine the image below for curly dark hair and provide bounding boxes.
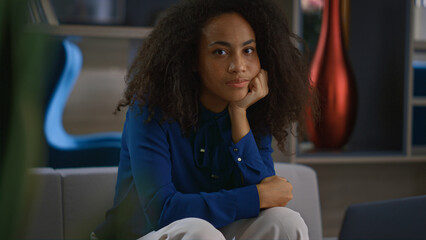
[116,0,317,152]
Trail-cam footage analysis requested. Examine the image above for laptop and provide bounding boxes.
[338,195,426,240]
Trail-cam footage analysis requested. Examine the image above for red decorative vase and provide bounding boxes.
[306,0,357,149]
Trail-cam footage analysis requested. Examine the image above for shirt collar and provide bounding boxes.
[199,102,228,124]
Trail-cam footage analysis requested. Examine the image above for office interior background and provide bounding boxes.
[1,0,426,238]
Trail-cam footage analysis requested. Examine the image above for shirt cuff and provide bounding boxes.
[228,130,259,163]
[233,184,260,220]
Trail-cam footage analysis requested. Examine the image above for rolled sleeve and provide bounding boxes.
[228,130,275,184]
[233,184,260,220]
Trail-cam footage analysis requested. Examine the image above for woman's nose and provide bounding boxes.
[228,54,246,73]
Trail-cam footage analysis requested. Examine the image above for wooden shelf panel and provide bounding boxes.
[412,97,426,106]
[295,142,426,164]
[27,24,153,39]
[295,155,426,164]
[412,146,426,156]
[414,40,426,51]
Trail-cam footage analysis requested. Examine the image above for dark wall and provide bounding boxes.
[126,0,181,26]
[50,0,181,26]
[346,0,410,151]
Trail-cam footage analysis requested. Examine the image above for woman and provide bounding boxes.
[94,0,316,239]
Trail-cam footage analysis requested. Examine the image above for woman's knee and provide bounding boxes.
[171,218,225,240]
[260,207,309,239]
[261,207,303,221]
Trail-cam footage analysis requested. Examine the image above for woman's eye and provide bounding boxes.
[245,48,255,54]
[213,49,227,55]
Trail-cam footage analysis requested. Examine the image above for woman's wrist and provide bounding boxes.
[228,104,246,119]
[256,183,267,209]
[228,105,250,143]
[228,102,247,114]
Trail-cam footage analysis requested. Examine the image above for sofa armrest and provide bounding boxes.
[274,163,322,240]
[57,167,118,240]
[25,168,63,240]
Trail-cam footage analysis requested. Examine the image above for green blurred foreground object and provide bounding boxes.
[0,0,47,238]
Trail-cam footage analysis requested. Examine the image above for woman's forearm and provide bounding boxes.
[228,106,250,143]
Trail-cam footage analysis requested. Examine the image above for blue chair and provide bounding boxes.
[44,40,121,168]
[339,195,426,240]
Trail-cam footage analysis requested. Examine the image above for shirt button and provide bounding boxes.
[233,148,238,152]
[210,174,219,179]
[200,148,205,153]
[237,157,242,162]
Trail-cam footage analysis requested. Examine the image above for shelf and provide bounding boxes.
[292,0,425,165]
[295,155,426,164]
[26,24,153,39]
[294,141,418,164]
[412,97,426,106]
[412,146,426,156]
[414,40,426,51]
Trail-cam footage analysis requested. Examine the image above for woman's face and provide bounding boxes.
[197,13,261,112]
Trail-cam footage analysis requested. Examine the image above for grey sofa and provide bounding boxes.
[24,163,322,240]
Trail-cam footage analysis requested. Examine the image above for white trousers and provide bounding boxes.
[139,207,309,240]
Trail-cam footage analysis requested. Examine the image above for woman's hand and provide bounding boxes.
[228,69,268,143]
[256,175,293,209]
[228,69,269,112]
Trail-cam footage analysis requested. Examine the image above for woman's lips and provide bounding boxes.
[226,79,249,88]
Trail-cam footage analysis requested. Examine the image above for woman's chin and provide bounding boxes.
[229,88,249,101]
[227,95,246,103]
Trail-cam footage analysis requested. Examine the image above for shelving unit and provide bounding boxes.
[29,1,425,165]
[410,38,426,155]
[289,0,426,164]
[26,24,154,135]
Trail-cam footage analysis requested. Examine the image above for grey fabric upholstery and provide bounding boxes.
[25,168,63,240]
[24,163,322,240]
[275,163,323,240]
[57,167,118,240]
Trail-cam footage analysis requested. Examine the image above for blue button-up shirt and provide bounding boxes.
[96,103,275,239]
